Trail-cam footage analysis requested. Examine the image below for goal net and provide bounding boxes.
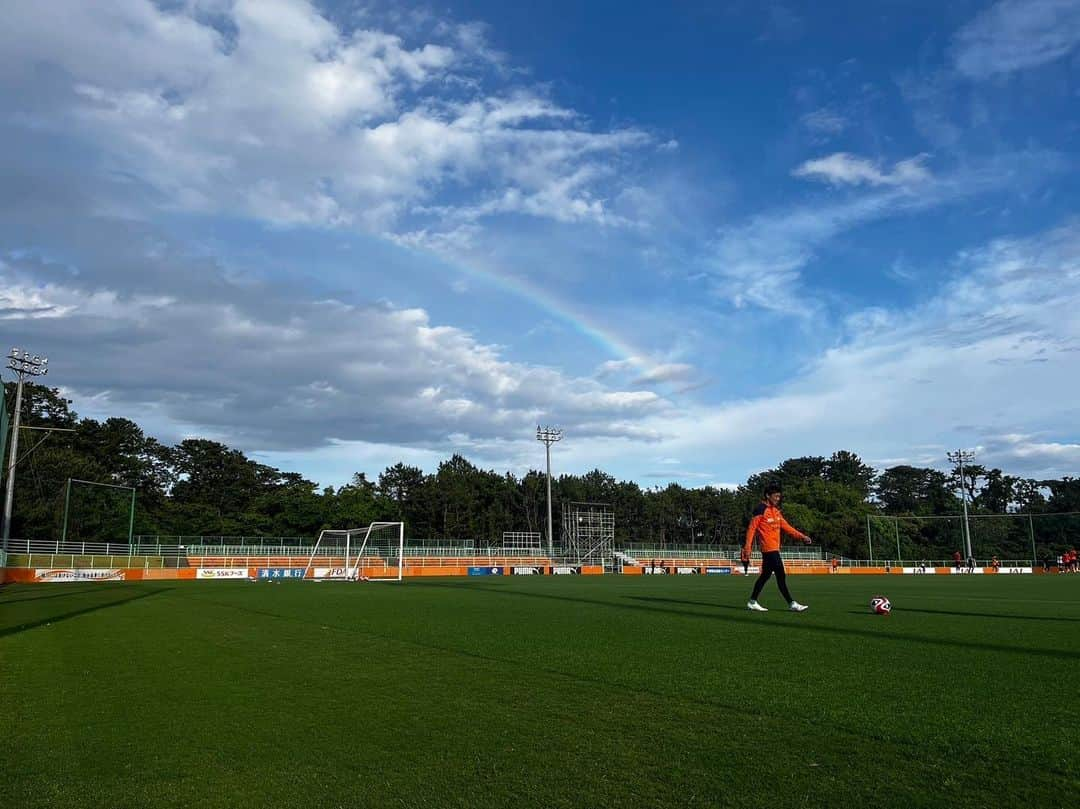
[302,522,404,582]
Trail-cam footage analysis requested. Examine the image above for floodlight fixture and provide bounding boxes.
[536,425,563,558]
[947,449,977,560]
[3,346,51,544]
[6,347,48,377]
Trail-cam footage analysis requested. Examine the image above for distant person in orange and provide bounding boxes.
[953,550,962,570]
[831,557,840,574]
[991,555,1000,571]
[744,484,812,612]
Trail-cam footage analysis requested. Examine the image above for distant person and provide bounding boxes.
[953,550,962,570]
[919,559,930,574]
[740,547,751,575]
[1042,555,1050,573]
[744,483,811,613]
[831,557,839,574]
[966,555,976,573]
[991,555,1000,571]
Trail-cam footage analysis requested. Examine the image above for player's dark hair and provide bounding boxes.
[764,482,782,496]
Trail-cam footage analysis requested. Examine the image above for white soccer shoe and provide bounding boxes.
[746,600,768,612]
[789,601,809,612]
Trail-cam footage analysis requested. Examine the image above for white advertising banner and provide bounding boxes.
[313,567,350,579]
[34,569,125,582]
[676,567,698,575]
[1000,567,1032,574]
[902,567,937,574]
[196,568,248,579]
[949,568,984,574]
[552,566,579,575]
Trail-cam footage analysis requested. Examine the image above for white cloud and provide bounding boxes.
[710,150,1063,314]
[0,254,670,453]
[594,358,701,391]
[0,0,651,233]
[792,152,932,187]
[630,363,696,387]
[616,220,1080,479]
[595,358,641,378]
[799,107,847,136]
[952,0,1080,79]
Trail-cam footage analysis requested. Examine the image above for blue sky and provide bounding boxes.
[1,0,1079,488]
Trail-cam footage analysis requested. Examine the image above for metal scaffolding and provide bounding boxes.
[561,501,614,564]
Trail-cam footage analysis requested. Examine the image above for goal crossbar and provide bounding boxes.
[302,522,405,581]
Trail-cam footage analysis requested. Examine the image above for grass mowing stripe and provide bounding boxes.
[2,577,1078,808]
[407,579,1080,661]
[155,580,1080,780]
[0,586,172,638]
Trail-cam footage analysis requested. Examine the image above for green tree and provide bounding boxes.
[824,450,876,497]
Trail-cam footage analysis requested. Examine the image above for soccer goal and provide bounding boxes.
[302,522,405,582]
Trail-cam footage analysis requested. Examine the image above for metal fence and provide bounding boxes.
[623,545,826,561]
[2,536,1043,571]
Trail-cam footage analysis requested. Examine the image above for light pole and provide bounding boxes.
[536,425,562,559]
[947,449,976,561]
[3,347,49,546]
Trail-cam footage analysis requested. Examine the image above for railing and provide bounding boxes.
[6,539,186,556]
[1,537,1040,571]
[842,559,1036,568]
[133,535,310,547]
[628,547,825,561]
[7,553,188,569]
[131,535,483,549]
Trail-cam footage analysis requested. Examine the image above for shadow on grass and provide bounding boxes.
[0,582,130,605]
[408,580,1080,662]
[629,596,746,612]
[879,607,1079,623]
[0,586,173,638]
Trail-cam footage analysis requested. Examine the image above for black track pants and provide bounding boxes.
[750,551,793,603]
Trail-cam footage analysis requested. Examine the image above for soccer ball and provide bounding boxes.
[870,595,891,615]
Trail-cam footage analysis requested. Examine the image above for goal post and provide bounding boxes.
[61,478,136,545]
[303,522,404,581]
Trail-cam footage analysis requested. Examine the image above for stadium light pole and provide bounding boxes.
[3,347,49,546]
[536,425,563,559]
[947,449,976,561]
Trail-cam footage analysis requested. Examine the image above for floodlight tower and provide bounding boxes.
[947,449,976,561]
[536,425,563,559]
[3,348,49,544]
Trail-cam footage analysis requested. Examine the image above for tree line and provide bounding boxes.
[3,382,1078,558]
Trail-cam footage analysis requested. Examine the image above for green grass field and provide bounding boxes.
[2,574,1078,808]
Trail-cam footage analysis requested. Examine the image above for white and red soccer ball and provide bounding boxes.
[870,595,892,615]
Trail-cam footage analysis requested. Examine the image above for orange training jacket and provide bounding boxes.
[744,501,808,554]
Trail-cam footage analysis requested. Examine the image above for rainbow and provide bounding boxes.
[449,256,654,372]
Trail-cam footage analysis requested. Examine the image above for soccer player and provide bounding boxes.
[744,484,812,612]
[740,547,751,575]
